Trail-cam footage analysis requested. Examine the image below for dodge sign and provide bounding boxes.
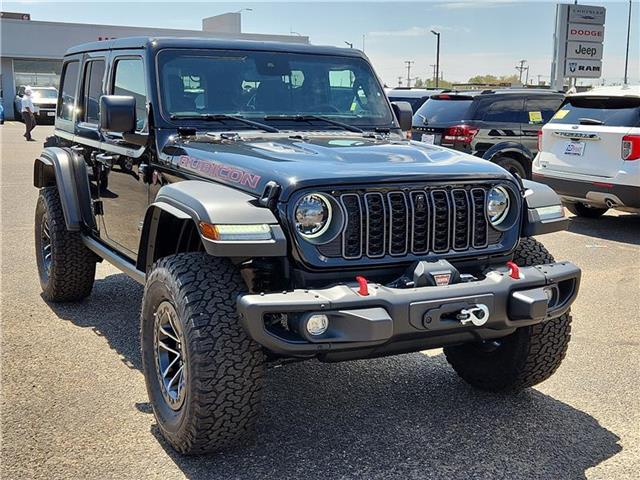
[567,23,604,43]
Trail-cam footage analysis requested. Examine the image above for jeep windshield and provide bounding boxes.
[157,49,394,130]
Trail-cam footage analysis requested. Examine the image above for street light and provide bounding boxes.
[344,41,354,48]
[624,0,632,85]
[431,30,440,88]
[235,8,253,13]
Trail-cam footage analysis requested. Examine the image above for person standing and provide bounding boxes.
[21,87,36,141]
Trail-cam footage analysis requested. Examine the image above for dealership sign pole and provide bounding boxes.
[550,3,605,90]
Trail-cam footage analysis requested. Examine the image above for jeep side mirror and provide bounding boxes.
[99,95,136,134]
[391,101,413,131]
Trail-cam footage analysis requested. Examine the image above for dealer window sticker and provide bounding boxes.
[528,111,543,124]
[553,109,570,120]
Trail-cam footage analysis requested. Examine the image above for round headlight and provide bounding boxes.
[295,193,332,238]
[487,186,510,226]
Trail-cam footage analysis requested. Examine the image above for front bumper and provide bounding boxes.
[34,107,56,121]
[237,262,581,357]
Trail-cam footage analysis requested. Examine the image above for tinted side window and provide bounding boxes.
[58,61,80,121]
[82,60,105,124]
[525,96,563,124]
[112,58,147,131]
[481,98,524,123]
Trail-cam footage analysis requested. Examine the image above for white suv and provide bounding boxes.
[533,85,640,217]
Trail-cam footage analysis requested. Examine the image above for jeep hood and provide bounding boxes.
[164,133,514,200]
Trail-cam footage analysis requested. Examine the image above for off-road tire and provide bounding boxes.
[494,155,528,179]
[443,238,572,392]
[35,187,97,302]
[565,202,608,218]
[141,253,265,454]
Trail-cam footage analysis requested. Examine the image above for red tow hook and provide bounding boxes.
[355,276,369,296]
[506,261,521,280]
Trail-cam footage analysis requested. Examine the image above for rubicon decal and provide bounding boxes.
[178,155,261,189]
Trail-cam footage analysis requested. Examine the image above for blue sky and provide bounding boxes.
[4,0,638,85]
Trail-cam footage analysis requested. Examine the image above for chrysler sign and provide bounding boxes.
[568,4,606,25]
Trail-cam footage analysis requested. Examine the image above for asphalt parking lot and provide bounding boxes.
[1,121,639,480]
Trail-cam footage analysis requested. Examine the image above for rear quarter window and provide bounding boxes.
[413,97,473,124]
[550,96,640,127]
[479,97,524,123]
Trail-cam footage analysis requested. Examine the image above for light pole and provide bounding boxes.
[624,0,632,85]
[431,30,440,88]
[344,41,354,48]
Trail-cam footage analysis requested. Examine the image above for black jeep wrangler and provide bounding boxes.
[34,37,580,454]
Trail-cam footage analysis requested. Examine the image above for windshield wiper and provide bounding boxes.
[170,113,280,133]
[578,117,604,126]
[263,114,364,133]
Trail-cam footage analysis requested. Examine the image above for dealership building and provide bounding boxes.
[0,11,308,119]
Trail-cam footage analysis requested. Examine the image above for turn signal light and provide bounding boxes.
[442,125,479,146]
[622,135,640,161]
[199,222,272,241]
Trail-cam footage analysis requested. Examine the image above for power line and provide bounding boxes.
[404,60,415,88]
[515,59,528,84]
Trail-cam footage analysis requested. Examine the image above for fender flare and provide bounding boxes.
[520,179,569,236]
[138,180,287,271]
[33,147,95,232]
[482,142,534,164]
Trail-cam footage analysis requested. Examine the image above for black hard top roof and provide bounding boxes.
[65,36,367,59]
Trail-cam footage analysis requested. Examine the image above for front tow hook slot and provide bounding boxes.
[457,304,490,327]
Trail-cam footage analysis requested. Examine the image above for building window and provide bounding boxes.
[82,60,105,124]
[113,58,147,131]
[58,61,79,121]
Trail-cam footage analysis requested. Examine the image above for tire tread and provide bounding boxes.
[142,253,264,454]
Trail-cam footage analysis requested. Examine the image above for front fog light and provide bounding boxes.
[306,314,329,336]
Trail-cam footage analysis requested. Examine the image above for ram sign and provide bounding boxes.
[564,59,602,78]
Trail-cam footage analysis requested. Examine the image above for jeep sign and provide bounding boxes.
[567,41,603,60]
[564,59,602,78]
[567,23,604,43]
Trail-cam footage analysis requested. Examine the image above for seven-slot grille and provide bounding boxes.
[337,187,490,260]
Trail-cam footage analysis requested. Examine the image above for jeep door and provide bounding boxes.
[97,52,150,258]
